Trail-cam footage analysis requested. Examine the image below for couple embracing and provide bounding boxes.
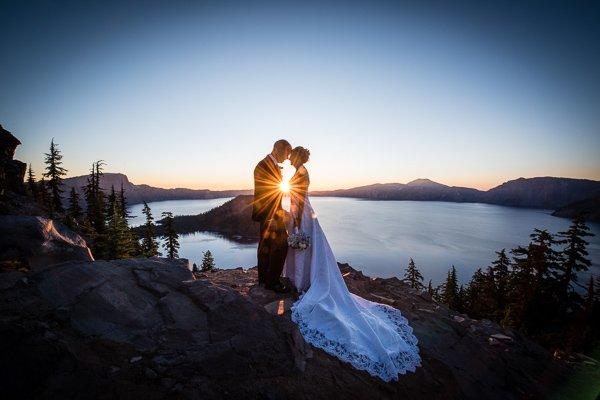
[252,140,421,382]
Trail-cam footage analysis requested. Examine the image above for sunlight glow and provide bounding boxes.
[280,180,290,193]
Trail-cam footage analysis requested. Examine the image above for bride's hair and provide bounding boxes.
[291,146,310,166]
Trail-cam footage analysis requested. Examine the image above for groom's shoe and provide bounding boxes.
[266,283,290,294]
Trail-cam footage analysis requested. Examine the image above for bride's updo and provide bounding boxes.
[290,146,310,167]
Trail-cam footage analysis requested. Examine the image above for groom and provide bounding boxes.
[252,139,292,293]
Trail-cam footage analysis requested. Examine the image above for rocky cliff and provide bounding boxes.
[0,124,26,198]
[1,217,598,399]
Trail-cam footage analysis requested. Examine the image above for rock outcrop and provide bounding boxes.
[0,215,93,273]
[2,254,598,399]
[0,124,26,196]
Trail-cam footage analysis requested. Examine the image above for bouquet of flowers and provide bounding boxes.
[288,230,311,250]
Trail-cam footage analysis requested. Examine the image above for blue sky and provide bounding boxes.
[1,0,599,190]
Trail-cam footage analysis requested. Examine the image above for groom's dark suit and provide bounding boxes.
[252,155,288,287]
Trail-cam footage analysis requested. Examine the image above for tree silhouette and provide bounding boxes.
[106,199,134,259]
[26,163,37,197]
[141,201,160,257]
[440,266,460,310]
[201,250,215,272]
[489,249,510,318]
[404,258,424,290]
[43,138,67,212]
[67,187,83,220]
[161,211,179,259]
[119,183,130,220]
[557,215,594,296]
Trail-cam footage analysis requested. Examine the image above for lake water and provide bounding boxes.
[130,197,600,285]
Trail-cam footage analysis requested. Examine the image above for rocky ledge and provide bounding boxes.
[1,219,598,399]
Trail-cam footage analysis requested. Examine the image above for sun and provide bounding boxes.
[279,180,290,193]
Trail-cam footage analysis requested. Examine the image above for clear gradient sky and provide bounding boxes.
[1,0,599,190]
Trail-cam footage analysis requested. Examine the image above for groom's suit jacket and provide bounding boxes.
[252,156,285,224]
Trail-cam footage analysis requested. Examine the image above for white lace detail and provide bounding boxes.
[284,191,421,381]
[291,302,421,382]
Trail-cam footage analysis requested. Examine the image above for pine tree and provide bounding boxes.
[464,267,496,319]
[106,200,134,259]
[141,202,160,257]
[161,211,180,259]
[84,161,107,234]
[201,250,215,272]
[557,215,594,298]
[106,185,117,226]
[489,249,511,316]
[119,183,130,220]
[404,258,424,290]
[440,266,460,310]
[37,178,52,213]
[192,263,199,273]
[427,279,434,297]
[505,229,563,337]
[67,187,83,220]
[43,138,67,212]
[26,163,37,197]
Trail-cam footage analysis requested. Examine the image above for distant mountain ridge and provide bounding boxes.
[312,177,600,211]
[62,173,251,205]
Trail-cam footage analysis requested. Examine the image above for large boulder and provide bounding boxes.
[0,215,94,271]
[0,124,26,195]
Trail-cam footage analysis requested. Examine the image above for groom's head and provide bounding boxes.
[272,139,292,163]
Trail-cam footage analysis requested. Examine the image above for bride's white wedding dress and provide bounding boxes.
[283,167,421,382]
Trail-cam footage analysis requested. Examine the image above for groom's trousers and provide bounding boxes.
[257,216,288,287]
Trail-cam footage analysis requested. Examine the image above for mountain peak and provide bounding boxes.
[406,178,446,188]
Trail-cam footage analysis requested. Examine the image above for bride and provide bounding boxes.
[282,146,421,382]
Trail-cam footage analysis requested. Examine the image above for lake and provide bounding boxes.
[130,197,600,285]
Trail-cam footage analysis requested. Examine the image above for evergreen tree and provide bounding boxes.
[427,279,434,297]
[506,229,563,338]
[43,138,67,212]
[67,187,83,220]
[119,183,130,220]
[489,249,511,317]
[83,161,107,234]
[557,215,594,299]
[141,202,160,257]
[37,178,52,213]
[464,267,496,319]
[161,211,180,259]
[192,263,199,273]
[26,163,37,197]
[201,250,215,272]
[106,185,117,226]
[81,161,107,258]
[440,266,460,310]
[404,258,424,290]
[106,200,134,259]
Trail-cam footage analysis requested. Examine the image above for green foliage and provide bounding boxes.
[440,266,461,311]
[106,199,135,259]
[404,258,424,290]
[161,211,180,259]
[26,163,37,197]
[201,250,215,272]
[141,201,160,257]
[67,187,83,220]
[444,217,597,353]
[43,138,67,212]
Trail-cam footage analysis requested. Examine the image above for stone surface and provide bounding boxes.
[1,256,598,399]
[0,124,26,196]
[0,215,94,271]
